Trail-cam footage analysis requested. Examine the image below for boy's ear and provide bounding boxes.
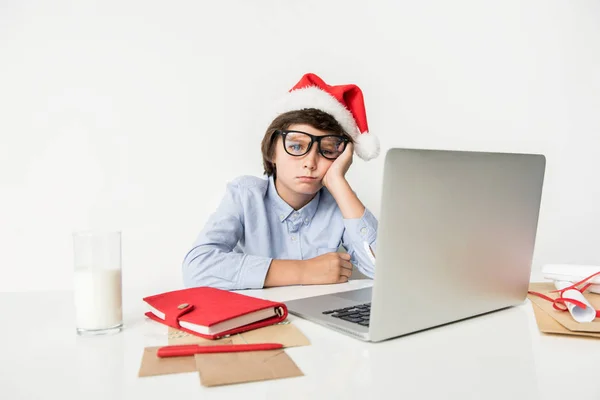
[268,146,277,163]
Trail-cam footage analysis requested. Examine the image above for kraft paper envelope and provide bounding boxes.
[138,339,233,377]
[139,322,309,378]
[194,348,303,387]
[167,321,311,348]
[528,282,600,338]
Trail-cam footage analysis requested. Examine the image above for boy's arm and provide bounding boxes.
[182,182,273,290]
[322,142,365,219]
[326,179,377,278]
[265,252,353,287]
[323,143,377,278]
[325,178,365,218]
[340,208,377,278]
[183,180,353,289]
[264,260,303,287]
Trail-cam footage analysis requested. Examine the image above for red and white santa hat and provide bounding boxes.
[272,73,380,161]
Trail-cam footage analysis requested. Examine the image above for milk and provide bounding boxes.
[74,268,123,330]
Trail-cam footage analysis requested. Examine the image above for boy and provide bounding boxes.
[182,73,380,290]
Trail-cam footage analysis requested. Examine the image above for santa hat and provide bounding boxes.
[272,73,380,161]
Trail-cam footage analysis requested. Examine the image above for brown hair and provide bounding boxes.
[261,108,351,177]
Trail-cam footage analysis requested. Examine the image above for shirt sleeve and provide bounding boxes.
[181,182,272,290]
[341,207,378,278]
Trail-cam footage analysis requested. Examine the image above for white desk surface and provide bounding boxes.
[2,280,599,400]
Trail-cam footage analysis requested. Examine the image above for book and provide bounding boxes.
[142,287,288,339]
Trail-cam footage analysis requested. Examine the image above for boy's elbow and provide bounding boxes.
[182,253,214,288]
[182,264,202,288]
[182,262,231,290]
[181,254,201,288]
[361,265,375,279]
[181,247,234,290]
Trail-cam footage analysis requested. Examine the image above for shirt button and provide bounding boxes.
[280,214,285,220]
[360,227,367,236]
[304,218,310,225]
[291,235,297,241]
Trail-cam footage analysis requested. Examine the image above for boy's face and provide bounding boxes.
[272,123,337,196]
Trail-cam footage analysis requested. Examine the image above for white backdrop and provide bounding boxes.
[1,0,599,293]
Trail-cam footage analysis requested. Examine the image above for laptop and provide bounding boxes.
[284,148,546,342]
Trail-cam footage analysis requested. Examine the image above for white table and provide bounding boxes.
[2,280,599,400]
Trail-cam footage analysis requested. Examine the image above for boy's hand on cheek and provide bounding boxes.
[300,252,353,285]
[322,142,353,190]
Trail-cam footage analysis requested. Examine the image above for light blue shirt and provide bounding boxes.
[182,175,378,290]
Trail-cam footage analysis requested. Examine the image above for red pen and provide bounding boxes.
[156,343,284,358]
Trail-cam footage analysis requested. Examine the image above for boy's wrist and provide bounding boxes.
[324,176,349,195]
[326,178,366,219]
[292,259,306,285]
[265,259,306,287]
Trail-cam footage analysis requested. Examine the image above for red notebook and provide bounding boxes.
[142,287,288,339]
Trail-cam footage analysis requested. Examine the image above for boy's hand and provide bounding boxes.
[322,142,353,190]
[300,252,353,285]
[320,142,366,219]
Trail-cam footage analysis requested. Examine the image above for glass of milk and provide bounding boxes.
[73,230,123,335]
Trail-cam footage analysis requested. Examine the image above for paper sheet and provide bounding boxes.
[530,300,600,339]
[554,280,596,323]
[139,322,310,380]
[194,349,303,387]
[528,282,600,335]
[138,339,232,377]
[542,264,600,285]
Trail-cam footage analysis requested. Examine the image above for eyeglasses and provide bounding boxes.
[274,130,349,160]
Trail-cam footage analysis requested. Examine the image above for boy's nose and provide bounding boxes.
[303,144,319,169]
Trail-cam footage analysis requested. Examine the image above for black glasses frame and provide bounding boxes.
[274,130,349,160]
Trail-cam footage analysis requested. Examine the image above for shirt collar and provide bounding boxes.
[267,175,321,223]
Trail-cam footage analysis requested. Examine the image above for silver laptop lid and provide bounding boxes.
[369,148,546,342]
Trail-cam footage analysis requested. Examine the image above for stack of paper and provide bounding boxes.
[528,282,600,338]
[138,321,310,387]
[542,264,600,294]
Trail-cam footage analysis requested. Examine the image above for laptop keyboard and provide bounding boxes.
[322,303,371,326]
